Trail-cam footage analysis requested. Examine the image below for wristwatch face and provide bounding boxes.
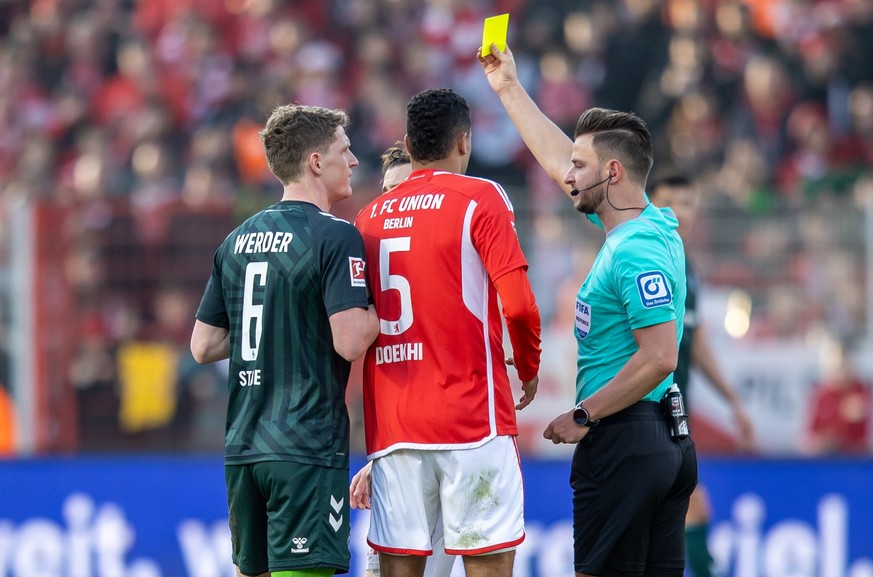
[573,406,590,427]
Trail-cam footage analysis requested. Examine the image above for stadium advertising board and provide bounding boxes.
[0,456,870,577]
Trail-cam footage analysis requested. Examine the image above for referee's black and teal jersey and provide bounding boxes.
[196,201,370,469]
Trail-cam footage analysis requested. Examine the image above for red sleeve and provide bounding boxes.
[494,267,542,382]
[470,180,528,280]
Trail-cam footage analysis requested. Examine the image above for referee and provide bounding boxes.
[480,45,698,576]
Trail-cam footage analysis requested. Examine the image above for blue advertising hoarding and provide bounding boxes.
[1,456,870,577]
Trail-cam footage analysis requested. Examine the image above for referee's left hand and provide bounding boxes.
[543,409,590,444]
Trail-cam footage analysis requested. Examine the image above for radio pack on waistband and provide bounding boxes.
[661,384,689,440]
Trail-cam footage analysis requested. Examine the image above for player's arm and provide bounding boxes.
[585,320,678,418]
[544,321,677,444]
[321,219,380,362]
[190,319,230,364]
[691,322,754,450]
[494,267,542,410]
[192,257,230,364]
[478,45,575,195]
[330,304,379,362]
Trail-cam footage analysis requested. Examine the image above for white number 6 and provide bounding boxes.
[242,261,268,361]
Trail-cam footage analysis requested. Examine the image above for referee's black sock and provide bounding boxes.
[686,523,719,577]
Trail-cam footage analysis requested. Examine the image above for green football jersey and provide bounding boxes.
[196,201,370,468]
[574,204,686,403]
[673,256,698,398]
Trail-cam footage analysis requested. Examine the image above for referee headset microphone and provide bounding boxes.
[571,167,647,212]
[569,171,612,197]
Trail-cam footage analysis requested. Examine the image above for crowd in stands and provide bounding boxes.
[0,0,871,453]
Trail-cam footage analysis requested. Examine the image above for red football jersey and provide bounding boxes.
[355,169,529,457]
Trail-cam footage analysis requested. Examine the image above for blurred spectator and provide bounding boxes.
[2,0,872,203]
[0,322,14,455]
[777,101,867,201]
[71,312,119,451]
[727,53,796,172]
[803,338,872,455]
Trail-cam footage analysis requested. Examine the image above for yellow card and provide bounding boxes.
[481,13,509,56]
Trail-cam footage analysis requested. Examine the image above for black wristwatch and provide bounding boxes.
[573,403,599,428]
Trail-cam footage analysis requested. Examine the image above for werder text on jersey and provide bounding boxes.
[233,231,293,254]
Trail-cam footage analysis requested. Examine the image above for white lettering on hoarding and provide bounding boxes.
[177,520,236,577]
[0,490,870,577]
[710,493,873,577]
[0,493,160,577]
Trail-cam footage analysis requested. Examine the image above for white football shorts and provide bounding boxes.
[365,518,457,576]
[367,435,525,556]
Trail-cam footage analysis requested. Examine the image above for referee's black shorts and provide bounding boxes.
[570,401,698,577]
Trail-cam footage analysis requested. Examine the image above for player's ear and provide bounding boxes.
[309,153,322,175]
[457,131,470,156]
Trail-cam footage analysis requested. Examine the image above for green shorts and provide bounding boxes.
[225,461,351,575]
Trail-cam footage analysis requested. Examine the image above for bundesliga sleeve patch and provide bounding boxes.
[349,257,366,287]
[636,271,672,308]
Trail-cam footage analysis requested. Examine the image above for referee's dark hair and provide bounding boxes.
[574,107,653,188]
[406,88,471,163]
